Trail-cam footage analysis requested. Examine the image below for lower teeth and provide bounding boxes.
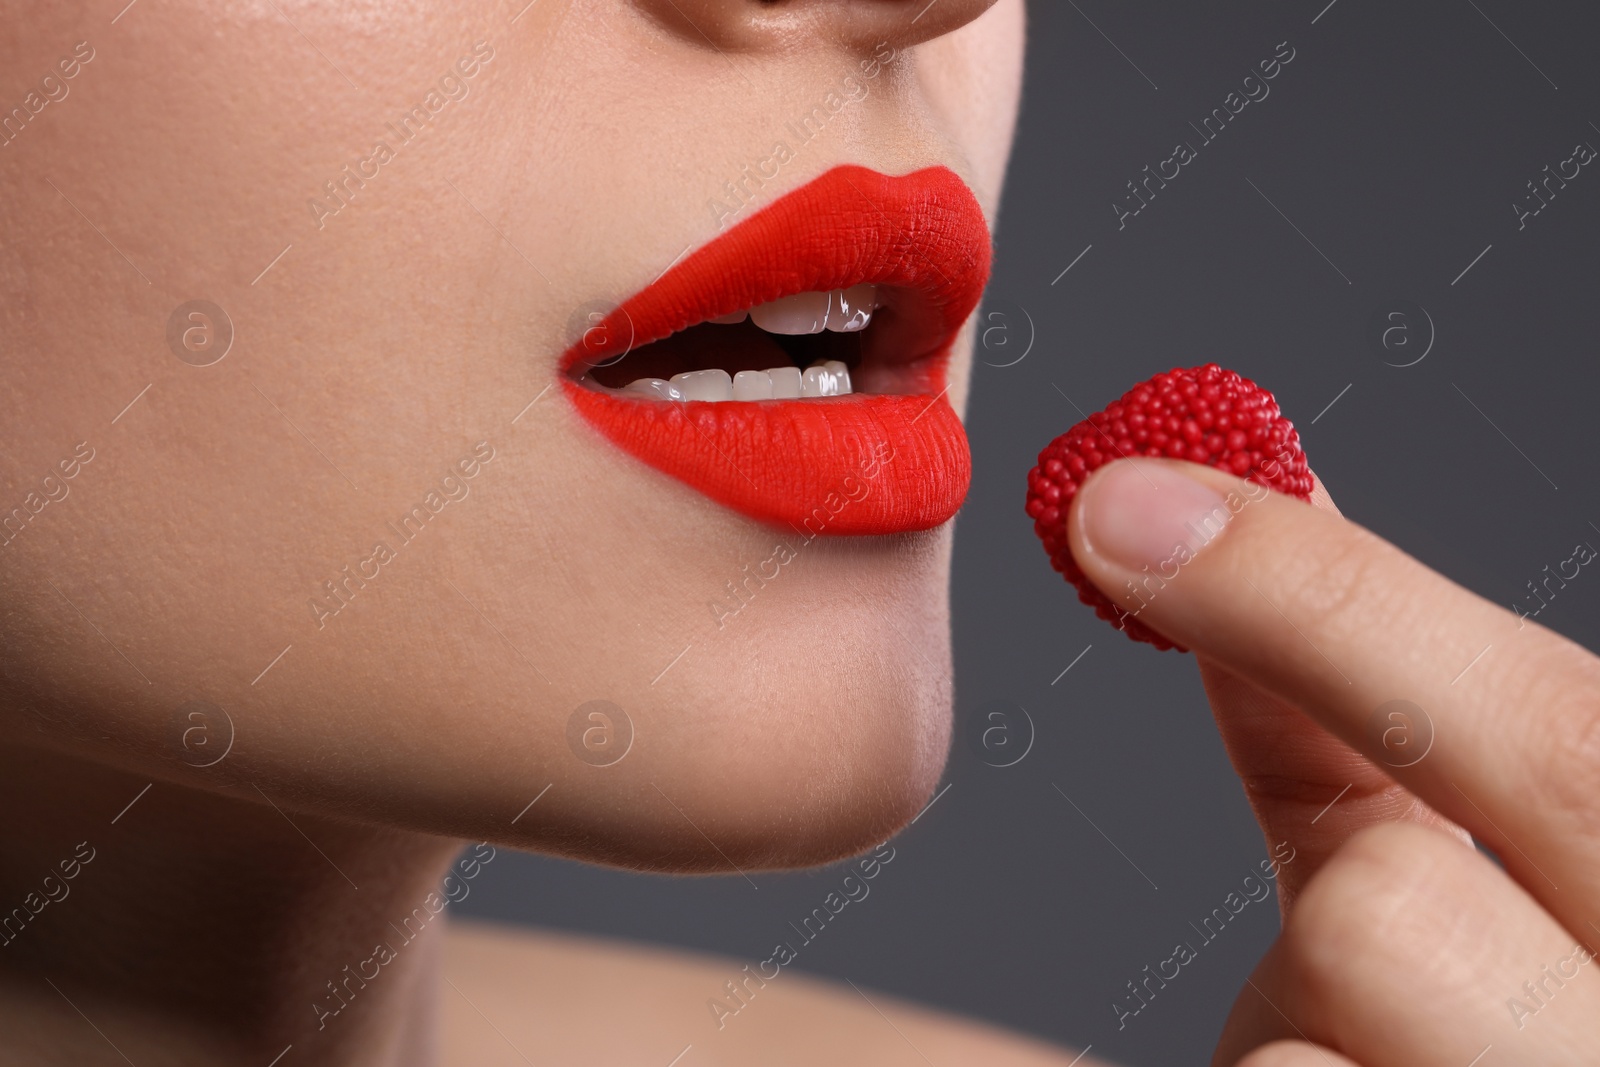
[617,361,852,402]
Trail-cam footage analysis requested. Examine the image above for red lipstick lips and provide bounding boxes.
[561,165,992,536]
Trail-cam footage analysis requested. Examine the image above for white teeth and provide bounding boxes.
[824,359,851,394]
[826,284,877,332]
[745,286,878,335]
[802,360,850,398]
[732,369,774,401]
[619,363,850,402]
[769,366,802,399]
[749,291,830,335]
[622,377,685,401]
[609,287,878,401]
[670,368,733,401]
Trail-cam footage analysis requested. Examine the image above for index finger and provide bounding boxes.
[1197,471,1470,912]
[1066,457,1600,933]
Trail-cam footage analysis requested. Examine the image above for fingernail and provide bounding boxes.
[1079,461,1233,572]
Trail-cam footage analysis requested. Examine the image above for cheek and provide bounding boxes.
[911,0,1026,214]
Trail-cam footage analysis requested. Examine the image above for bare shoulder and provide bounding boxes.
[442,919,1109,1067]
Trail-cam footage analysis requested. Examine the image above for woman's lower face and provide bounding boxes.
[0,1,1025,870]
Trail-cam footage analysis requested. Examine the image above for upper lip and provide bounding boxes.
[559,164,991,395]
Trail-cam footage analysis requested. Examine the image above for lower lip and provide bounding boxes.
[563,386,971,535]
[562,165,989,535]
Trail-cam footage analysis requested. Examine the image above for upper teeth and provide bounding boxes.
[726,284,878,335]
[622,360,852,402]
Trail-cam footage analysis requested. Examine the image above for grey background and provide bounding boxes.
[458,2,1600,1063]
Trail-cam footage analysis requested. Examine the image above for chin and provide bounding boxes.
[512,549,956,875]
[544,704,952,876]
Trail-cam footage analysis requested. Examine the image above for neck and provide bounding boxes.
[0,744,464,1065]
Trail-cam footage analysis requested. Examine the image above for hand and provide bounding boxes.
[1067,457,1600,1067]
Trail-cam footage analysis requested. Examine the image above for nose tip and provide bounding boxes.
[632,0,1004,53]
[871,0,1005,46]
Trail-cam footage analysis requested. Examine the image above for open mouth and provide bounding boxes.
[574,279,943,402]
[562,165,992,535]
[579,284,883,401]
